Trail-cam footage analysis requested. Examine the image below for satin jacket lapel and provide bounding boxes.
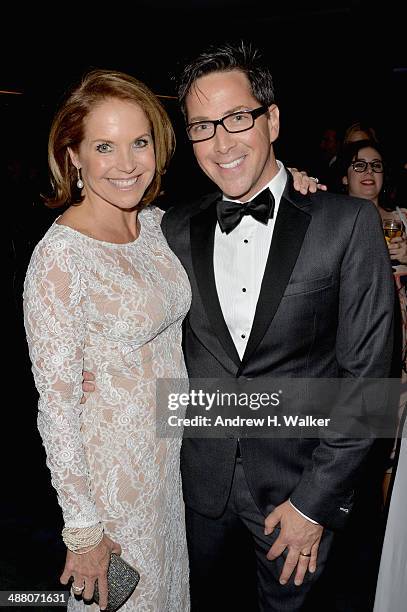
[190,197,241,368]
[239,185,312,373]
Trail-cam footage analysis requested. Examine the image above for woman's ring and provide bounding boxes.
[309,177,319,183]
[72,583,85,593]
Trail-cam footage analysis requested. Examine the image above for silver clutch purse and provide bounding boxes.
[93,553,140,612]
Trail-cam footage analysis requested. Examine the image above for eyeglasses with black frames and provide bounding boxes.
[186,106,268,143]
[351,160,384,173]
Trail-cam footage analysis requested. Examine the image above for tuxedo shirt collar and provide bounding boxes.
[197,161,313,215]
[221,160,287,215]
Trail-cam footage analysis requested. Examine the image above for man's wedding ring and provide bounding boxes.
[72,583,85,593]
[299,552,312,557]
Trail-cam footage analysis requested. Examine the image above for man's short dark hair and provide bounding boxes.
[177,41,275,119]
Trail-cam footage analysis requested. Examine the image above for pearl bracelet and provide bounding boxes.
[62,523,104,553]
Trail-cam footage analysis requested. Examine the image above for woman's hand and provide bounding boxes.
[288,168,327,194]
[60,534,122,610]
[388,236,407,264]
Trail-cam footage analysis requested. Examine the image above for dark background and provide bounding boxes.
[1,0,406,602]
[1,0,406,191]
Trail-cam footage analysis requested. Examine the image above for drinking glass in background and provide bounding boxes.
[382,218,403,243]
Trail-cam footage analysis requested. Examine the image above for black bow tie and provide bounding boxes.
[216,189,275,234]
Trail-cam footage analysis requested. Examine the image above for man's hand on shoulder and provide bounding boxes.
[264,500,323,586]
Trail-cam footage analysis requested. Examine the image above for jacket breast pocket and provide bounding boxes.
[283,274,333,297]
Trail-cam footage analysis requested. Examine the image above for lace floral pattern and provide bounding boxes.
[24,206,191,611]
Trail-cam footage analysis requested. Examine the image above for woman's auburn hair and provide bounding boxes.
[46,69,175,209]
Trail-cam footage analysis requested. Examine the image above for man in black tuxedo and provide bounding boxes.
[161,42,395,611]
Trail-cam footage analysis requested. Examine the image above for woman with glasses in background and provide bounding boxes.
[341,139,407,261]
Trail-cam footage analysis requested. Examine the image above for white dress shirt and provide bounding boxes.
[214,160,286,359]
[214,161,318,526]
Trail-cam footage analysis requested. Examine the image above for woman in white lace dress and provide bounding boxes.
[23,70,191,611]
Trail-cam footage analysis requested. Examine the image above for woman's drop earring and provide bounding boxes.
[77,168,84,189]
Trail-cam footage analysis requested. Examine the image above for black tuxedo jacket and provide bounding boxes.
[161,175,395,530]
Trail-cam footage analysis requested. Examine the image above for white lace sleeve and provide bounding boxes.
[23,237,100,528]
[147,204,164,224]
